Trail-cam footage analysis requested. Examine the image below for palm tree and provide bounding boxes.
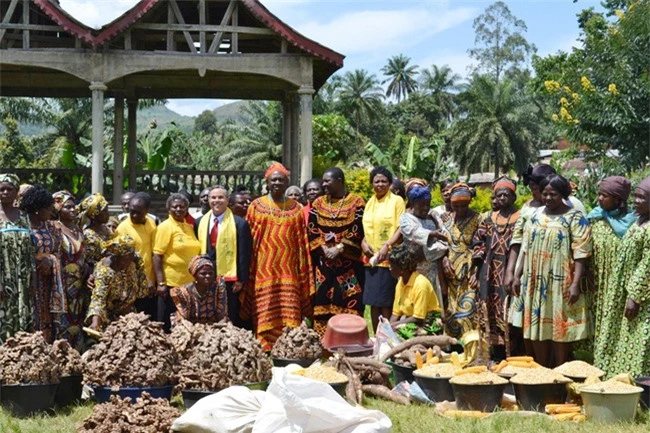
[450,74,540,177]
[338,69,384,139]
[419,64,462,122]
[381,54,419,102]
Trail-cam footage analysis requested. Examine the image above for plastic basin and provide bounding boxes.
[497,373,515,396]
[55,375,83,407]
[512,382,568,412]
[182,389,216,409]
[582,389,642,423]
[451,382,505,412]
[92,385,174,403]
[635,377,650,410]
[272,357,317,368]
[412,372,455,402]
[387,361,415,384]
[0,383,58,417]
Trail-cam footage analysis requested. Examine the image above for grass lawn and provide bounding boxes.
[1,398,649,433]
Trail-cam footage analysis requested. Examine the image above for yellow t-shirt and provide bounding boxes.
[362,190,405,267]
[116,217,157,285]
[392,272,441,319]
[152,217,201,287]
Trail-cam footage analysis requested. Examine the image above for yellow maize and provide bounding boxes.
[426,348,433,362]
[506,356,534,362]
[492,360,508,373]
[415,351,423,369]
[454,366,488,376]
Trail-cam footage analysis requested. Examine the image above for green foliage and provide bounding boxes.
[193,109,218,135]
[469,187,494,213]
[430,184,444,207]
[313,113,356,162]
[338,69,384,139]
[381,54,419,102]
[0,116,32,168]
[345,168,373,201]
[137,125,179,170]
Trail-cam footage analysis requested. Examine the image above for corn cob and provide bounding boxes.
[415,351,424,369]
[506,356,534,362]
[453,366,488,376]
[492,360,508,373]
[444,410,490,419]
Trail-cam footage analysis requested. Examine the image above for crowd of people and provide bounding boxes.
[0,163,648,379]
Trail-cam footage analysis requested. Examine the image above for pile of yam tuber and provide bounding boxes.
[271,323,323,360]
[52,339,84,376]
[179,323,272,391]
[0,331,61,385]
[83,313,178,387]
[78,393,181,433]
[169,321,210,361]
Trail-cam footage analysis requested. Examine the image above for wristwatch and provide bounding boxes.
[158,282,167,287]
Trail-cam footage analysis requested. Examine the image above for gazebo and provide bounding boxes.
[0,0,344,202]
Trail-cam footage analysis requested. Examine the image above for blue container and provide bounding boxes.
[92,385,174,403]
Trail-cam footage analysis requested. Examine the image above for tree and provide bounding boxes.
[338,70,384,140]
[194,109,218,135]
[381,54,419,102]
[532,0,650,167]
[418,64,462,122]
[468,1,536,84]
[450,74,540,175]
[0,116,32,167]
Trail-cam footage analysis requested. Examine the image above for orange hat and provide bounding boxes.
[265,162,290,180]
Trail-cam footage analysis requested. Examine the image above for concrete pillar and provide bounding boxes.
[290,92,300,184]
[281,95,292,169]
[89,82,107,194]
[298,86,314,186]
[127,99,138,190]
[113,96,124,204]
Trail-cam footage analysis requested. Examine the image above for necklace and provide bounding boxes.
[267,194,288,222]
[451,212,476,246]
[495,209,517,235]
[327,194,346,219]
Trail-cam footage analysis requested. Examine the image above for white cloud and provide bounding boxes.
[59,0,138,28]
[295,6,477,55]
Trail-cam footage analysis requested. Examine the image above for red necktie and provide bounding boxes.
[210,217,218,248]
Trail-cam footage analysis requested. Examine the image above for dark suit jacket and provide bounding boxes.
[194,213,252,284]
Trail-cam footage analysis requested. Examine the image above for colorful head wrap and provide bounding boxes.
[450,183,473,204]
[599,176,631,201]
[492,176,517,193]
[404,178,428,193]
[79,193,108,222]
[0,173,20,188]
[407,186,431,203]
[101,235,135,257]
[638,176,650,196]
[52,190,75,212]
[188,255,215,276]
[265,162,290,180]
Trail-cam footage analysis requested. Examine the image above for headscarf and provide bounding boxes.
[405,178,428,193]
[16,184,33,207]
[637,176,650,196]
[597,176,631,202]
[407,186,431,203]
[449,183,473,204]
[522,163,556,186]
[492,176,516,193]
[265,162,290,180]
[188,255,214,277]
[79,193,108,225]
[0,173,20,188]
[52,190,75,212]
[101,235,135,257]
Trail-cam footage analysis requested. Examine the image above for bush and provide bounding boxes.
[345,168,373,201]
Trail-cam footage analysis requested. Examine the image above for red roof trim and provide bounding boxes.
[240,0,344,67]
[94,0,160,46]
[34,0,96,45]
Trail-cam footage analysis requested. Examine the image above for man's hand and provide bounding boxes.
[232,281,244,294]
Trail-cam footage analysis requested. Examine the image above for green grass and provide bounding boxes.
[1,398,648,433]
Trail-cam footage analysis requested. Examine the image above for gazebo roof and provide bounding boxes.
[1,0,344,98]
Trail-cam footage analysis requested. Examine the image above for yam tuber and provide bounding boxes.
[379,335,454,363]
[362,385,410,405]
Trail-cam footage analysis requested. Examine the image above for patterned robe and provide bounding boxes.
[308,193,365,335]
[170,283,227,324]
[244,196,314,351]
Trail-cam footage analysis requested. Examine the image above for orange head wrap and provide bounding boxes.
[449,183,473,203]
[492,176,516,193]
[265,162,290,180]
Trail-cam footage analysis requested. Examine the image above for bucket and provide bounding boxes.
[635,377,650,410]
[387,361,415,385]
[182,389,216,409]
[0,383,59,417]
[412,372,455,402]
[92,384,174,403]
[55,375,83,407]
[497,373,515,396]
[451,383,505,412]
[512,382,568,412]
[581,389,642,423]
[272,357,317,368]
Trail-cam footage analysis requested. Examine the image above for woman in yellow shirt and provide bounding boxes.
[362,167,406,332]
[389,243,441,329]
[153,193,201,329]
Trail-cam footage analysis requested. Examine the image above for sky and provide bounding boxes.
[60,0,603,116]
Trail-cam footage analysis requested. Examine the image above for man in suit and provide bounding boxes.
[195,185,252,329]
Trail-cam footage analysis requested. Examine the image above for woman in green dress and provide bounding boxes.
[514,175,592,367]
[588,177,636,371]
[0,174,34,342]
[441,183,481,339]
[601,177,650,378]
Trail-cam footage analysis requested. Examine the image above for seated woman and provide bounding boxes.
[388,243,442,330]
[170,255,228,325]
[86,235,150,331]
